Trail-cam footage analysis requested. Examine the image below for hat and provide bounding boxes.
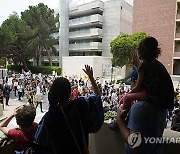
[126,69,138,84]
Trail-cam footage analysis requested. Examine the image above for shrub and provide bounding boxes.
[7,65,61,75]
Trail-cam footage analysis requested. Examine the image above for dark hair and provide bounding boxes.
[15,105,36,128]
[48,77,71,106]
[138,36,161,61]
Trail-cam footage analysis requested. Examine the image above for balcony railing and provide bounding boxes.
[0,122,180,153]
[174,51,180,58]
[69,28,103,39]
[69,0,103,18]
[89,123,180,154]
[175,32,180,38]
[177,14,180,20]
[69,42,102,51]
[69,14,103,28]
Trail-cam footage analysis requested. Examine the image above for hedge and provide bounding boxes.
[7,65,61,75]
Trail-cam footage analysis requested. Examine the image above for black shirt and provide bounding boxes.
[138,60,174,110]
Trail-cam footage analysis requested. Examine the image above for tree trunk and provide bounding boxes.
[21,58,28,72]
[46,48,52,66]
[36,46,43,66]
[36,57,39,66]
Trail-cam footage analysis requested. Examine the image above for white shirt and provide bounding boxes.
[14,81,18,87]
[36,86,41,94]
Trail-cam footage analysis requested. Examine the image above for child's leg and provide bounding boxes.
[122,92,146,110]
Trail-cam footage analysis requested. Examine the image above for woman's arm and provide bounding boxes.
[83,65,101,95]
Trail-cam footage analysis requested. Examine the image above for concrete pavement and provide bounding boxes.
[0,94,48,136]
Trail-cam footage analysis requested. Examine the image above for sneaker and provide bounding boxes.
[109,121,119,131]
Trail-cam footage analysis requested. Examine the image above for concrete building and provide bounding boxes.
[59,0,133,78]
[133,0,179,76]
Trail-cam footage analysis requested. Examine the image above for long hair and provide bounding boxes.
[138,36,161,61]
[48,77,71,106]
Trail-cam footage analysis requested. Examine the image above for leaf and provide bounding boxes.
[110,32,147,67]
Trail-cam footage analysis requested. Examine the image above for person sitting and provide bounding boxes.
[122,37,174,111]
[0,105,37,153]
[117,37,174,154]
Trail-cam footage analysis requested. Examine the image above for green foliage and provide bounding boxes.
[0,58,6,68]
[21,3,59,66]
[110,32,147,67]
[0,3,59,69]
[104,111,116,121]
[7,65,61,75]
[0,13,35,70]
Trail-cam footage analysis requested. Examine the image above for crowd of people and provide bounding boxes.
[0,72,55,110]
[0,36,179,154]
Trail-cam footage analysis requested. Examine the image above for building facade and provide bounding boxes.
[59,0,133,78]
[133,0,178,75]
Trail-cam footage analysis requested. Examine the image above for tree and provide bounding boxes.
[110,32,147,67]
[0,13,35,71]
[21,3,59,66]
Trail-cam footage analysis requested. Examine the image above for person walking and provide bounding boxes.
[3,84,11,106]
[17,83,23,101]
[0,89,4,108]
[13,80,18,97]
[35,85,43,113]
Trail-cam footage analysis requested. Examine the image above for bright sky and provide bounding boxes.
[0,0,133,26]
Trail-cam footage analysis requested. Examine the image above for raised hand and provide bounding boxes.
[82,65,100,95]
[130,50,140,68]
[83,65,93,79]
[14,105,24,116]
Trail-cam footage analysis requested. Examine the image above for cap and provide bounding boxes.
[126,69,138,84]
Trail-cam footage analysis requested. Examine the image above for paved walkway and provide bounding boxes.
[0,97,48,136]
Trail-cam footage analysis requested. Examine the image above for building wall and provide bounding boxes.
[120,0,132,34]
[60,0,133,78]
[102,0,132,57]
[59,0,70,67]
[133,0,176,74]
[62,56,111,78]
[102,0,121,57]
[68,0,103,56]
[59,0,132,58]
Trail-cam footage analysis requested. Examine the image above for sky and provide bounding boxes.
[0,0,133,26]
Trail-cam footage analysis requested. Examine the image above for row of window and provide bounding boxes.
[69,51,102,56]
[69,15,91,24]
[69,28,91,35]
